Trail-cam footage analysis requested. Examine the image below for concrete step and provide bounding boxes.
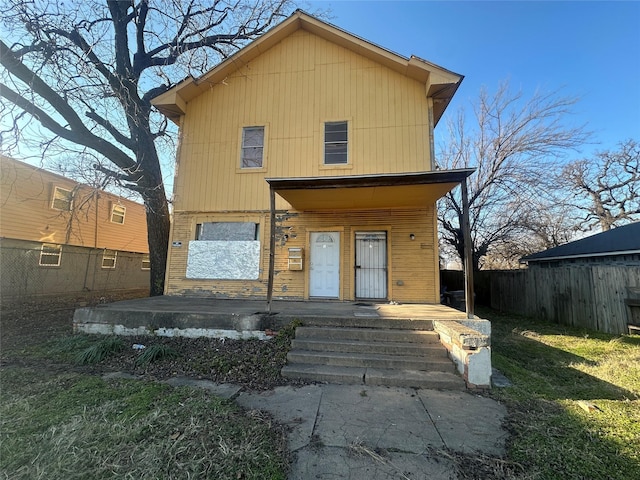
[294,326,440,344]
[291,338,448,357]
[291,316,435,330]
[286,350,454,372]
[281,364,465,390]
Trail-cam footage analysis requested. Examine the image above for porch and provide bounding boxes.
[74,297,492,388]
[74,296,471,333]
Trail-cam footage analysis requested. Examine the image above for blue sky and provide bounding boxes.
[6,1,638,192]
[309,0,640,157]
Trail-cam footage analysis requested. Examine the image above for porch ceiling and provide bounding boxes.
[266,169,474,210]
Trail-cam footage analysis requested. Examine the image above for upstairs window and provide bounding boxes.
[111,204,126,224]
[51,186,73,211]
[39,243,62,267]
[102,249,117,269]
[324,121,348,165]
[241,126,264,168]
[141,254,151,270]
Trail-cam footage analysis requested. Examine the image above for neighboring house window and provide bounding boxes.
[102,249,117,269]
[324,121,348,165]
[51,186,73,211]
[111,204,126,224]
[141,254,151,270]
[241,126,265,168]
[39,243,62,267]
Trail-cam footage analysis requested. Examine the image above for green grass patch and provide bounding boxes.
[482,307,640,479]
[0,367,288,480]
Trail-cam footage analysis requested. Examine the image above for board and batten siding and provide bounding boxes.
[166,207,439,303]
[175,29,432,213]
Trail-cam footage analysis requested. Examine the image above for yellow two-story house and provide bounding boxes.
[153,11,471,304]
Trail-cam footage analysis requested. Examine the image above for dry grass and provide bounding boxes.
[0,368,289,480]
[348,440,411,480]
[425,447,530,480]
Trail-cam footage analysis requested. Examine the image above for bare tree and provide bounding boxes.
[0,0,294,295]
[560,139,640,231]
[481,201,578,269]
[437,80,588,271]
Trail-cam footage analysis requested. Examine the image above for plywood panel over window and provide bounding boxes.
[186,241,260,280]
[187,221,261,280]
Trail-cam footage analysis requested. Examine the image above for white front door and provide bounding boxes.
[355,231,387,299]
[309,232,340,298]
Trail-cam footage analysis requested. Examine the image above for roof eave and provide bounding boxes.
[522,249,640,264]
[266,168,475,190]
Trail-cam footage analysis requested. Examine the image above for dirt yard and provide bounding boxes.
[0,291,304,390]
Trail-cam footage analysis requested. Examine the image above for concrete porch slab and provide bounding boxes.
[73,296,472,339]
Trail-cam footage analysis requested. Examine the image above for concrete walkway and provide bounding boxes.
[155,376,508,479]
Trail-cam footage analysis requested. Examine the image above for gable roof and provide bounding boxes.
[152,10,463,125]
[521,222,640,263]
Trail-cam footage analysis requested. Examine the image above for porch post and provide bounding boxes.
[266,186,276,313]
[461,177,475,319]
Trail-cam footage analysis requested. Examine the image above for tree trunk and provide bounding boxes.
[143,187,170,296]
[135,126,170,297]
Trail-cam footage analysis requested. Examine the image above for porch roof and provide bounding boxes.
[265,169,475,210]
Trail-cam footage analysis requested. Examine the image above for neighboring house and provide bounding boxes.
[0,155,150,298]
[489,222,640,334]
[520,222,640,267]
[152,11,471,303]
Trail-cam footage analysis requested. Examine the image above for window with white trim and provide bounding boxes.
[324,121,348,165]
[102,249,117,269]
[39,243,62,267]
[111,204,126,224]
[141,254,151,270]
[51,186,73,211]
[241,126,264,168]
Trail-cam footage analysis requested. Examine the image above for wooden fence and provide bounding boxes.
[488,265,640,335]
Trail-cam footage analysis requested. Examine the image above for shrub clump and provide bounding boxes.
[134,344,180,366]
[75,337,125,365]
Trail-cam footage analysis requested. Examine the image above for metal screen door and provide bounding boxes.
[355,231,387,299]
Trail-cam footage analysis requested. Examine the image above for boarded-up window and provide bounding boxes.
[324,121,348,165]
[196,222,258,241]
[241,126,264,168]
[39,243,62,267]
[111,204,126,224]
[188,222,261,280]
[141,254,151,270]
[51,186,73,211]
[102,249,117,269]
